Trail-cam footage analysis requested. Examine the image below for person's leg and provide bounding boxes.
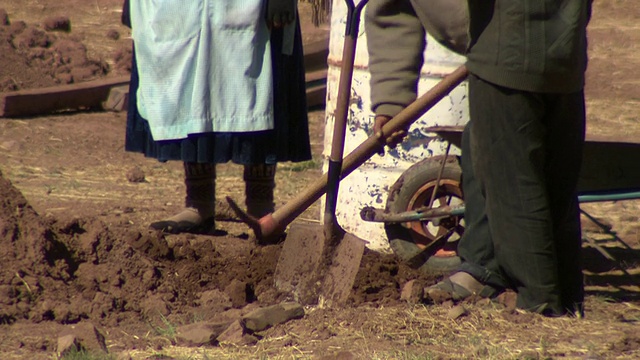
[243,163,276,218]
[425,121,508,302]
[425,121,506,302]
[149,162,217,234]
[543,91,586,316]
[456,122,508,289]
[469,75,564,315]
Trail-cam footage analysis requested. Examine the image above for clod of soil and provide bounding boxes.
[0,9,8,26]
[42,16,71,32]
[105,29,120,40]
[126,166,146,183]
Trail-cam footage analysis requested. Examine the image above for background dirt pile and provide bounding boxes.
[0,7,129,92]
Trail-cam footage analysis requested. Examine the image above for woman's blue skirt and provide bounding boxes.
[124,23,312,165]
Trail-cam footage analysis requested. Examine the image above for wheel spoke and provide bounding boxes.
[452,224,465,237]
[432,193,458,207]
[441,194,452,206]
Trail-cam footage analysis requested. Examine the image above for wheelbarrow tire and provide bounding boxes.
[385,156,464,274]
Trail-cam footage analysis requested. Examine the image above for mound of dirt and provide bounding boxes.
[0,9,130,92]
[0,169,433,331]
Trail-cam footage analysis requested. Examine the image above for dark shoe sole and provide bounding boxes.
[149,217,225,236]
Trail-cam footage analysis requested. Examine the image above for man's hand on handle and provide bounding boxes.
[374,114,409,154]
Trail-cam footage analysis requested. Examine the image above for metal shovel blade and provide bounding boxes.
[319,231,366,306]
[274,222,366,306]
[274,222,326,305]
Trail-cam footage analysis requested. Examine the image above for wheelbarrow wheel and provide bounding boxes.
[385,155,465,274]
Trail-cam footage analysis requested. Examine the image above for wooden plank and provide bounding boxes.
[306,84,326,109]
[305,68,327,108]
[303,37,329,72]
[305,69,327,84]
[1,76,130,118]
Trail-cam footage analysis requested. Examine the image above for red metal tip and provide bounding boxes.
[225,196,284,244]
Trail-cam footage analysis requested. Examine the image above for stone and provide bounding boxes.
[58,322,107,354]
[241,302,304,333]
[104,85,129,112]
[175,322,231,347]
[56,334,79,357]
[447,305,468,320]
[216,320,244,344]
[400,279,424,304]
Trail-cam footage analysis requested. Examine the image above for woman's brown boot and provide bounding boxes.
[150,162,217,234]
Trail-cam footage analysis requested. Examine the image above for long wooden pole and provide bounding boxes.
[228,66,469,240]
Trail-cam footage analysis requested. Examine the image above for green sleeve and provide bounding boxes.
[364,0,425,117]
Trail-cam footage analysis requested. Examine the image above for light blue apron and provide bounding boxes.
[130,0,274,141]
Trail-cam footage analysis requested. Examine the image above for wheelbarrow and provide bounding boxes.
[360,125,640,274]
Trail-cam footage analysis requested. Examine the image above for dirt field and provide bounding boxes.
[0,1,639,359]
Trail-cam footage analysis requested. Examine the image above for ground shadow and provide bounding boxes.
[582,244,640,302]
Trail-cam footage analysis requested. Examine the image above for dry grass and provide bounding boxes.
[118,296,640,359]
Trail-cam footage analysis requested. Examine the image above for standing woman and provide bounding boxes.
[121,0,311,238]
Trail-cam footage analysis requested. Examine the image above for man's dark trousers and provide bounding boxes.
[457,74,586,316]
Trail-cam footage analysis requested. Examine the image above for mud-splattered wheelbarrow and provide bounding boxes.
[360,125,640,274]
